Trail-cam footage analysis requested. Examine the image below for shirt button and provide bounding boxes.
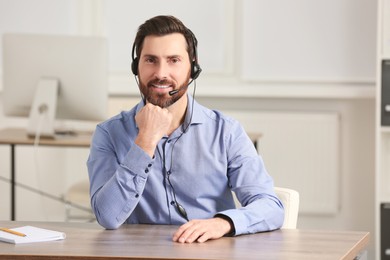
[135,194,139,198]
[148,163,152,167]
[145,169,149,173]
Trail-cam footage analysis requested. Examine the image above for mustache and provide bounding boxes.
[147,78,175,87]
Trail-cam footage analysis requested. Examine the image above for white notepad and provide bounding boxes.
[0,226,66,244]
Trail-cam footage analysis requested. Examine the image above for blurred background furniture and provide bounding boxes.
[64,179,95,222]
[233,186,300,229]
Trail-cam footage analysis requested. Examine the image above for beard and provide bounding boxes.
[139,76,190,108]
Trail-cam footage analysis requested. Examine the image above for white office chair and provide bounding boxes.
[64,180,95,222]
[274,187,299,229]
[233,186,300,229]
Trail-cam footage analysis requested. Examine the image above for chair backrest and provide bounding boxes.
[274,187,299,229]
[232,186,299,229]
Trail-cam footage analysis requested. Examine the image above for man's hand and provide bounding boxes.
[135,103,173,157]
[172,217,233,243]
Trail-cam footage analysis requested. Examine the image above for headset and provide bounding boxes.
[131,30,202,80]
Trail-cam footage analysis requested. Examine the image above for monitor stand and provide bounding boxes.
[27,78,59,138]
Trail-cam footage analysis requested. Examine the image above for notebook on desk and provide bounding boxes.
[0,226,66,244]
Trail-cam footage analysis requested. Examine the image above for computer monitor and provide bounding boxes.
[2,33,108,137]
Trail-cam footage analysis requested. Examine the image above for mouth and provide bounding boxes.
[151,84,172,89]
[148,79,175,93]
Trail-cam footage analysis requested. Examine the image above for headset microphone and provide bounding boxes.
[168,89,179,96]
[168,78,195,96]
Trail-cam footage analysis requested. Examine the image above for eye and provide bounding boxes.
[145,57,155,64]
[170,57,180,64]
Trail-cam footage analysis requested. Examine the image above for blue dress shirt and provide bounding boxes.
[87,94,284,235]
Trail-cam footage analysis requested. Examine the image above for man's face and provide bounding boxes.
[138,33,191,108]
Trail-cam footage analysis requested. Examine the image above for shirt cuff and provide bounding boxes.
[121,143,154,179]
[214,213,236,237]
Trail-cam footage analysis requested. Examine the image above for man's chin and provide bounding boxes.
[147,96,175,108]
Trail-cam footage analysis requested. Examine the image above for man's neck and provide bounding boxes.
[166,94,188,135]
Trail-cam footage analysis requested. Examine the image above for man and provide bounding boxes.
[87,15,284,244]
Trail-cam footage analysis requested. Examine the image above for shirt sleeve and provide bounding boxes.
[87,124,154,229]
[216,123,285,235]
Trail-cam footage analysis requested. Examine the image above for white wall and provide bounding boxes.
[0,0,377,258]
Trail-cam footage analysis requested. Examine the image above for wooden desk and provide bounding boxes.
[0,221,369,260]
[0,128,93,220]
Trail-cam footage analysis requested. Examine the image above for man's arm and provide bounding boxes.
[172,122,284,243]
[217,123,285,235]
[88,127,153,229]
[87,104,172,229]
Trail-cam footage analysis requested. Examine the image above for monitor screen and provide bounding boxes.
[2,33,108,137]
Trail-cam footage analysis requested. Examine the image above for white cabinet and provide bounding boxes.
[376,1,390,259]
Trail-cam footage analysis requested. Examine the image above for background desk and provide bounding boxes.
[0,128,92,220]
[0,221,369,260]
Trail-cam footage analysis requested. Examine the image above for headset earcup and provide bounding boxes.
[191,62,202,80]
[131,57,139,76]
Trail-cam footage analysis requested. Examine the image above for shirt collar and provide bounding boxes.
[183,93,204,128]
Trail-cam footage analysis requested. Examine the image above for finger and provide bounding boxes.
[174,222,203,243]
[176,227,197,243]
[196,232,211,243]
[184,228,205,243]
[172,222,192,242]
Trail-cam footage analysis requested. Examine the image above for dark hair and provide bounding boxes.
[133,15,197,62]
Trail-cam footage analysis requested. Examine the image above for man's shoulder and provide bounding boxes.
[199,105,238,126]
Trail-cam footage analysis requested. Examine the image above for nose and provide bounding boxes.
[154,61,169,79]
